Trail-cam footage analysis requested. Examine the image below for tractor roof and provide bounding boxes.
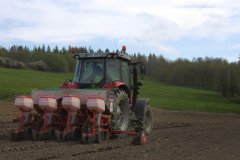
[73,52,131,62]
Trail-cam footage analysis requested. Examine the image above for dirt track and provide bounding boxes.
[1,100,240,160]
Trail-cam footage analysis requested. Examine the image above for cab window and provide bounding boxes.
[80,59,104,83]
[121,61,130,87]
[106,59,121,81]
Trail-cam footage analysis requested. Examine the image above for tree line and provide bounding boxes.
[131,53,240,97]
[0,45,240,97]
[0,45,89,72]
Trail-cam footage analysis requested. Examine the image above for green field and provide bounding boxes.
[141,79,240,113]
[0,67,73,99]
[1,67,239,113]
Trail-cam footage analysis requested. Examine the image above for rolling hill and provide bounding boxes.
[0,67,239,113]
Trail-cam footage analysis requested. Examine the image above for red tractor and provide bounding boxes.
[12,46,153,145]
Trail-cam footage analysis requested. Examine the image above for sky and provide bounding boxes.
[0,0,240,62]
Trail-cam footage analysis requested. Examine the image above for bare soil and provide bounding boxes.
[0,100,240,160]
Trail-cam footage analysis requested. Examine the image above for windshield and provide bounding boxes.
[79,59,104,83]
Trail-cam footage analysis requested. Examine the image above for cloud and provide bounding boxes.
[0,0,240,58]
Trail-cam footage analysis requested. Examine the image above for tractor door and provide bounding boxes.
[121,61,131,90]
[106,59,121,81]
[106,59,131,88]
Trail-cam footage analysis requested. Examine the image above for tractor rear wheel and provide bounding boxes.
[133,99,153,135]
[144,105,153,135]
[113,90,130,131]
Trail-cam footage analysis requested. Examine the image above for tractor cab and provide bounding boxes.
[72,48,132,92]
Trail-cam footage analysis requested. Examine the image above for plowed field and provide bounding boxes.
[1,100,240,160]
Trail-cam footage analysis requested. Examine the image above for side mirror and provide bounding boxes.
[140,63,146,75]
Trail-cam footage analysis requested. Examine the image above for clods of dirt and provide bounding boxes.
[1,100,240,160]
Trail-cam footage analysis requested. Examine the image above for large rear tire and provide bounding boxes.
[133,99,153,135]
[113,90,130,131]
[144,105,153,135]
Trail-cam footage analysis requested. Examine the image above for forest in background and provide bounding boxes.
[0,45,240,98]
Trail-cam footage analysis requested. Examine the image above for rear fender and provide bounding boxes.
[118,84,130,97]
[103,81,130,97]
